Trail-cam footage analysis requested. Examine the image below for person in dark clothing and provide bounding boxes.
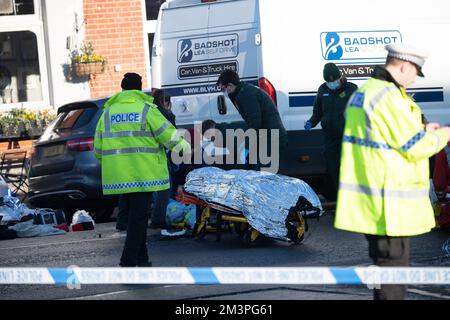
[193,119,230,169]
[305,63,357,201]
[152,88,176,127]
[216,70,287,173]
[148,89,176,229]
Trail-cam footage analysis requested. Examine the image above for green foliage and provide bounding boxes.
[72,41,107,64]
[0,107,57,137]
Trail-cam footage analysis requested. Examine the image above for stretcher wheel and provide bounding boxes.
[194,207,209,239]
[196,224,207,239]
[288,212,306,245]
[242,228,262,247]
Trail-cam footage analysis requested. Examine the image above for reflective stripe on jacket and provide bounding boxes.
[94,90,190,195]
[334,73,448,236]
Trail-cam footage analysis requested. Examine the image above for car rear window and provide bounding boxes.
[38,104,100,143]
[54,106,98,131]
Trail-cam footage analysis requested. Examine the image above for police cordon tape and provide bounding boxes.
[1,267,450,285]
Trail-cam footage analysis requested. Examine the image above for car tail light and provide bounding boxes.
[67,137,94,152]
[258,77,277,106]
[201,0,216,3]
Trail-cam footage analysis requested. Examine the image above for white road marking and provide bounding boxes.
[71,290,131,299]
[0,236,121,251]
[70,285,186,300]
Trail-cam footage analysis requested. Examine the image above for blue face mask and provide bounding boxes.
[326,78,341,90]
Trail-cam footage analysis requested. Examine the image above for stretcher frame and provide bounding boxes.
[176,188,320,246]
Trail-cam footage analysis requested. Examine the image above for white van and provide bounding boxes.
[151,0,450,177]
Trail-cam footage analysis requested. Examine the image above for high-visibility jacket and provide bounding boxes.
[94,90,190,195]
[335,67,448,236]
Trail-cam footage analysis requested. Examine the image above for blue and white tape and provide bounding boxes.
[1,267,450,285]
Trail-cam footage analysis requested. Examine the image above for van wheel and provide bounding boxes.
[91,206,115,223]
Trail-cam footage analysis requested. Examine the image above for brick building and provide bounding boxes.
[0,0,165,111]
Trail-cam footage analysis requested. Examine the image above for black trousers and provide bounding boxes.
[120,192,153,266]
[323,143,341,201]
[115,195,128,231]
[365,234,410,300]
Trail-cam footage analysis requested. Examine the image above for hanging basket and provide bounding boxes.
[72,61,105,77]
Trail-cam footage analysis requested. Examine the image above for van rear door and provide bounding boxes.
[154,0,260,126]
[207,0,260,122]
[155,3,211,125]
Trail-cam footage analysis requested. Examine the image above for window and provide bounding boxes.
[145,0,165,20]
[148,33,154,65]
[0,31,42,104]
[0,0,34,16]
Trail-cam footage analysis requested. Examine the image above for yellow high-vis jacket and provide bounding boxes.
[335,69,448,236]
[94,90,190,195]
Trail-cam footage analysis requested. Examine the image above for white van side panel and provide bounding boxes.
[152,0,450,177]
[258,0,450,130]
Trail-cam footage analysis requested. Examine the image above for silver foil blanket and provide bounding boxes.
[184,167,323,240]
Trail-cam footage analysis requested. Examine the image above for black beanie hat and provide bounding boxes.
[121,72,142,90]
[323,63,341,82]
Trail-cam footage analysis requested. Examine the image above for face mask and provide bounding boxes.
[223,90,229,98]
[326,78,341,90]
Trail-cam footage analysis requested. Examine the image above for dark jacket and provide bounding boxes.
[309,79,357,142]
[156,105,176,128]
[228,82,287,139]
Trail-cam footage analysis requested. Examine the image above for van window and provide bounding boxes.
[145,0,165,20]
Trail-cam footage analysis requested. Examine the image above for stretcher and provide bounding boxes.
[176,188,321,246]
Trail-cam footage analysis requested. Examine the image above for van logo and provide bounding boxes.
[178,39,194,63]
[177,34,239,63]
[320,30,402,61]
[324,32,343,60]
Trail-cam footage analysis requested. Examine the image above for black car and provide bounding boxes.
[28,98,118,222]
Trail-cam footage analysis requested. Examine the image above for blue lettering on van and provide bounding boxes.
[178,34,239,63]
[320,31,402,61]
[110,113,141,125]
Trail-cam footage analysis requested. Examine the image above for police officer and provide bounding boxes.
[305,63,357,201]
[94,73,190,267]
[334,44,450,299]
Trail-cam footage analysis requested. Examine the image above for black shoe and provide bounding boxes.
[149,222,170,229]
[116,226,127,231]
[137,261,152,267]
